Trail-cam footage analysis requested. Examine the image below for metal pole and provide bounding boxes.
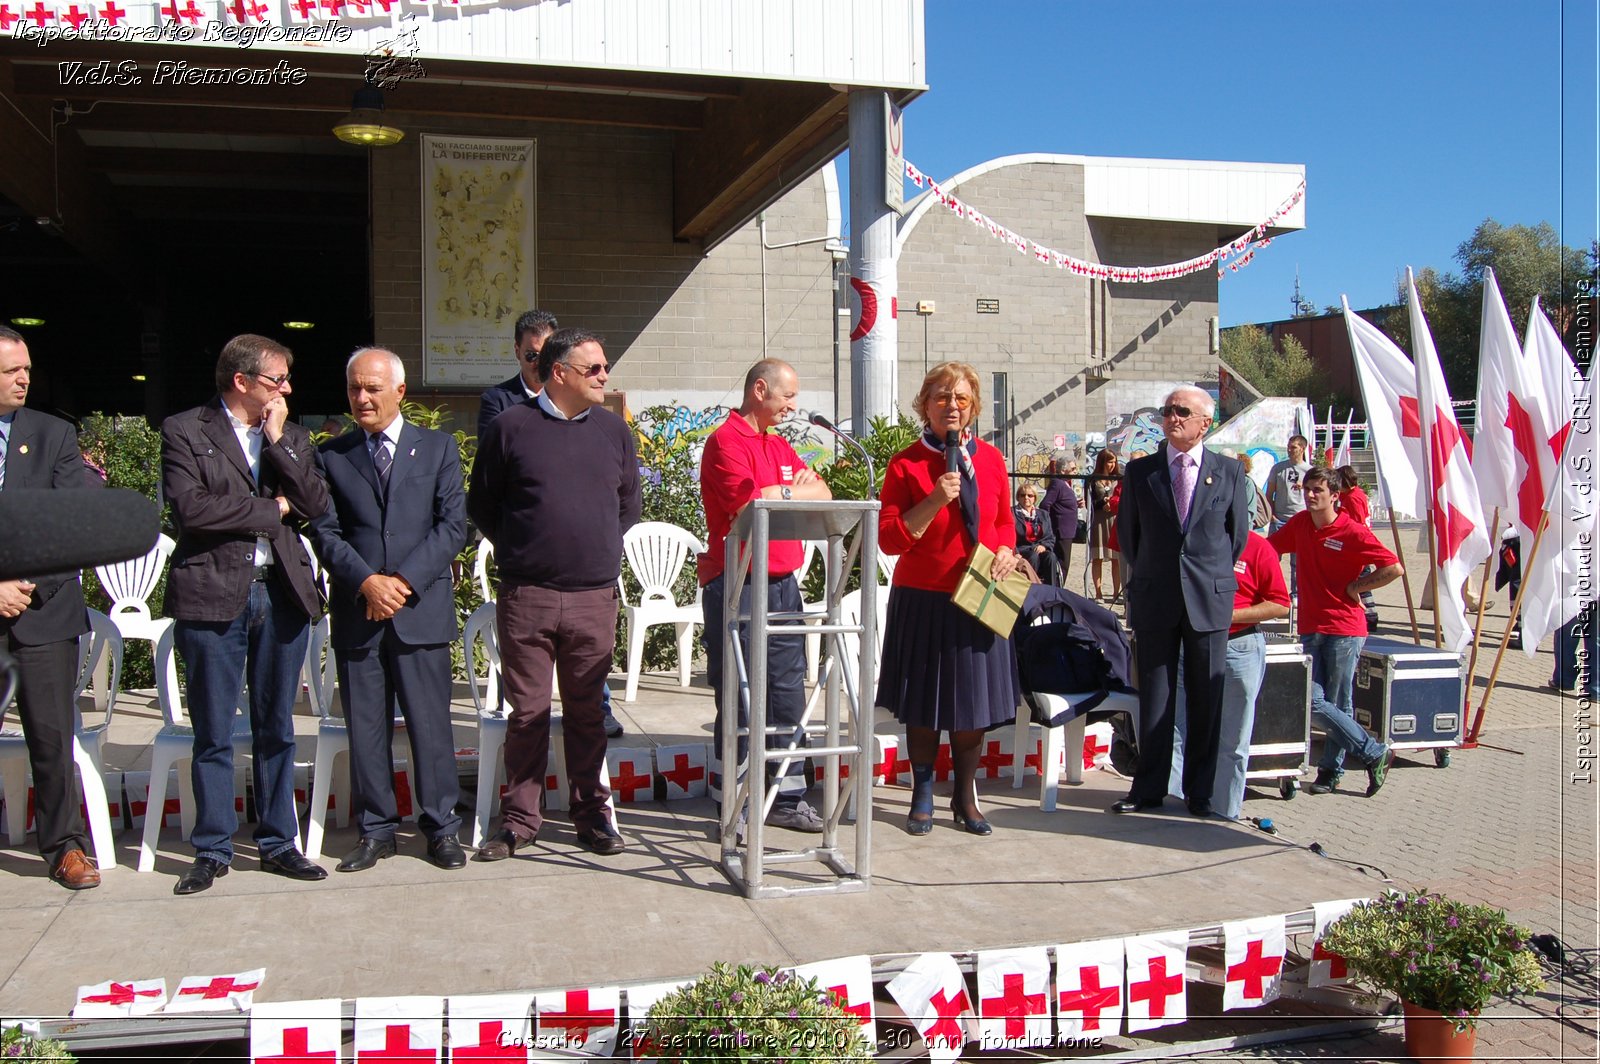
[848,89,898,427]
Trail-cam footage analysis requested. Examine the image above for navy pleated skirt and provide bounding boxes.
[875,585,1021,732]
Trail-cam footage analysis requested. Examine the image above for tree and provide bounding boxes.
[1220,324,1336,405]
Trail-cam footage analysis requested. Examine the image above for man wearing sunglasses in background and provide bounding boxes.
[1112,386,1250,819]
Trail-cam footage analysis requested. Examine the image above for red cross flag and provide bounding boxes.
[791,954,876,1047]
[1343,297,1425,520]
[885,952,974,1064]
[1221,916,1286,1010]
[976,946,1051,1048]
[166,968,266,1013]
[1123,931,1188,1033]
[1082,722,1113,770]
[353,996,442,1064]
[1054,938,1123,1041]
[1408,268,1490,653]
[446,992,536,1062]
[873,733,905,785]
[977,736,1012,780]
[250,998,342,1064]
[619,980,689,1059]
[1472,270,1529,531]
[536,986,620,1056]
[74,977,168,1017]
[606,748,655,804]
[653,743,708,800]
[1309,899,1362,987]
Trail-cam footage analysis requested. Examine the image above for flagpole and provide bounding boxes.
[1469,511,1549,743]
[1406,269,1444,649]
[1463,506,1500,702]
[1388,511,1422,644]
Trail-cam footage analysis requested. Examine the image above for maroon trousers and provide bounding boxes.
[495,582,617,836]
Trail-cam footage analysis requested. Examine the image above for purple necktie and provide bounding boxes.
[1173,453,1196,527]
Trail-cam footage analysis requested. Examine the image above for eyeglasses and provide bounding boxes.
[1158,403,1204,419]
[931,393,973,409]
[253,371,291,388]
[561,360,609,378]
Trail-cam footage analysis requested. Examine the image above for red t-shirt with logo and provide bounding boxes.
[1268,510,1398,635]
[698,412,808,585]
[1231,532,1291,635]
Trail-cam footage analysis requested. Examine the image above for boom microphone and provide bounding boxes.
[809,412,877,500]
[0,489,161,580]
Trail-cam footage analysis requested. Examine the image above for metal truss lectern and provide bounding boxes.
[718,498,879,899]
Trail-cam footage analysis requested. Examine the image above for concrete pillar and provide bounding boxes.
[847,89,898,430]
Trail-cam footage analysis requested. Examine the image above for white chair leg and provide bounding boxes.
[804,630,820,686]
[138,754,177,872]
[306,745,337,861]
[74,737,116,870]
[676,622,693,688]
[1011,717,1031,790]
[472,724,507,849]
[624,614,645,702]
[1038,725,1066,813]
[1063,716,1088,786]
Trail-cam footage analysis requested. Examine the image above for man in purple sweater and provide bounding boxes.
[467,328,641,859]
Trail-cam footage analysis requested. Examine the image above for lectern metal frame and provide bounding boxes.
[719,498,879,898]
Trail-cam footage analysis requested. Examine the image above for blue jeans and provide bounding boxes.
[1169,632,1266,819]
[1553,603,1599,696]
[1302,632,1383,774]
[174,579,308,864]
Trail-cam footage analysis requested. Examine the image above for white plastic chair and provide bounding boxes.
[0,608,122,867]
[797,540,827,685]
[876,551,897,585]
[619,522,705,702]
[94,532,179,709]
[474,538,496,603]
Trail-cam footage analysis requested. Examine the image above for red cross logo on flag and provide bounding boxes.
[446,992,536,1063]
[57,4,92,27]
[0,5,19,29]
[886,952,972,1063]
[791,954,876,1046]
[1221,917,1286,1010]
[655,744,707,798]
[976,947,1051,1048]
[536,987,620,1055]
[167,968,265,1013]
[22,1,52,24]
[74,979,168,1016]
[607,750,653,803]
[1310,900,1361,987]
[1082,722,1112,770]
[1054,938,1125,1039]
[1124,931,1188,1033]
[977,739,1010,779]
[354,998,443,1064]
[250,998,343,1064]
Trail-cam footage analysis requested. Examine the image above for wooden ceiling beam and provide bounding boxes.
[85,146,366,181]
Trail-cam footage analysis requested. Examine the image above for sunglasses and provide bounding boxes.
[561,360,609,378]
[932,393,973,409]
[1158,403,1204,419]
[253,371,291,388]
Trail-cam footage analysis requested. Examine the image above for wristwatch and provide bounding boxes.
[781,486,793,500]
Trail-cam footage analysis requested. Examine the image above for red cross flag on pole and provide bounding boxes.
[1343,297,1425,520]
[250,998,342,1064]
[1308,899,1362,987]
[1123,931,1188,1033]
[353,996,442,1064]
[975,946,1052,1048]
[618,980,689,1059]
[536,986,620,1055]
[653,743,708,800]
[73,977,168,1017]
[791,954,877,1047]
[166,968,266,1013]
[445,992,536,1062]
[1472,270,1527,531]
[1408,268,1491,653]
[1054,938,1123,1041]
[885,952,974,1064]
[1221,916,1286,1010]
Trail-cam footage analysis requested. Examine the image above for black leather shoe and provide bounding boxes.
[174,857,229,896]
[1109,796,1164,814]
[337,837,397,873]
[473,827,533,862]
[603,711,625,739]
[1187,799,1213,818]
[261,849,328,881]
[427,834,467,870]
[575,821,626,856]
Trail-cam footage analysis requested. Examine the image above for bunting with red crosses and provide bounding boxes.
[618,981,688,1060]
[886,952,975,1064]
[445,992,536,1063]
[354,996,443,1064]
[976,947,1052,1048]
[73,978,169,1017]
[1221,917,1286,1010]
[606,748,655,804]
[250,998,342,1064]
[1054,938,1124,1040]
[1309,899,1362,988]
[791,955,877,1047]
[535,986,620,1056]
[1124,931,1188,1033]
[166,969,266,1013]
[653,742,708,800]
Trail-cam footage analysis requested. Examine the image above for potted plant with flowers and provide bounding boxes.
[641,962,873,1063]
[1319,889,1544,1061]
[2,1024,76,1062]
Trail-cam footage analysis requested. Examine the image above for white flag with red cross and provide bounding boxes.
[1221,916,1286,1010]
[885,952,975,1064]
[1123,931,1188,1032]
[653,743,708,800]
[620,980,689,1059]
[166,969,266,1013]
[1343,297,1425,519]
[1309,899,1362,987]
[354,996,442,1064]
[1082,722,1113,770]
[873,733,906,785]
[1408,269,1491,653]
[446,992,536,1063]
[74,977,168,1017]
[976,733,1013,779]
[791,954,876,1047]
[1528,296,1582,447]
[1472,270,1528,527]
[536,986,620,1056]
[976,946,1052,1048]
[1054,938,1123,1041]
[606,748,655,804]
[251,998,342,1064]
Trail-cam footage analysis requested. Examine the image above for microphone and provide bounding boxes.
[808,413,876,500]
[0,489,161,581]
[945,430,960,475]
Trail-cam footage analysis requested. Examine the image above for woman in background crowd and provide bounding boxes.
[1039,456,1079,586]
[1014,483,1059,585]
[1088,449,1122,600]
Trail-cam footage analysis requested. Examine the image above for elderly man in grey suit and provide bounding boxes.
[1112,386,1250,818]
[311,349,468,871]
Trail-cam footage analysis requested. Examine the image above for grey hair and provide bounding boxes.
[1165,385,1213,419]
[348,347,406,386]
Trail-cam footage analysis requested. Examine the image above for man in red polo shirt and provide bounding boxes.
[1268,467,1403,797]
[699,359,832,831]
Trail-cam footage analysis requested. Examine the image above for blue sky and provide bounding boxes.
[885,0,1597,327]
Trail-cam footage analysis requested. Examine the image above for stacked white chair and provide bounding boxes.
[94,532,179,709]
[619,522,704,702]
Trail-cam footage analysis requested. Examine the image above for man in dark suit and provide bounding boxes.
[161,333,330,894]
[310,348,468,872]
[0,326,99,890]
[1113,386,1250,817]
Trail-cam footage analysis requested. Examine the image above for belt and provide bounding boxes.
[1229,625,1261,640]
[251,564,275,583]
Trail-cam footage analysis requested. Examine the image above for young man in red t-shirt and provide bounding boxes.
[1267,468,1404,796]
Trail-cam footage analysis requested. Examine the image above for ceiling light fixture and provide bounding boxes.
[8,317,45,327]
[282,321,316,330]
[333,86,404,148]
[131,374,148,382]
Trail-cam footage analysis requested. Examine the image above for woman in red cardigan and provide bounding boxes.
[877,362,1022,837]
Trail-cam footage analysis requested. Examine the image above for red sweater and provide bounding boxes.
[879,438,1016,593]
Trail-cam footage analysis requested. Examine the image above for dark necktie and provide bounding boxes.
[370,434,392,490]
[0,425,8,492]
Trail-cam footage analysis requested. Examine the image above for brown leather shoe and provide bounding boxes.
[473,827,534,862]
[52,849,101,890]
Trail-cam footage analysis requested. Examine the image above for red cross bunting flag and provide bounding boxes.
[1309,899,1362,988]
[885,952,974,1064]
[250,998,342,1064]
[353,996,442,1064]
[1054,938,1124,1041]
[873,733,906,785]
[606,748,655,804]
[791,954,876,1047]
[73,977,168,1017]
[446,992,536,1062]
[1472,270,1535,536]
[1123,931,1188,1033]
[1221,917,1286,1010]
[166,968,266,1013]
[536,986,620,1056]
[653,743,708,800]
[976,946,1052,1049]
[977,735,1013,780]
[1083,722,1113,770]
[1343,296,1425,520]
[619,980,689,1059]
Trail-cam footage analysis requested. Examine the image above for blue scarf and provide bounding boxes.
[922,429,981,547]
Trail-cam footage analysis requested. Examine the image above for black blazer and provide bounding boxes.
[1116,442,1250,634]
[161,398,327,623]
[309,423,467,649]
[0,408,92,646]
[476,373,534,442]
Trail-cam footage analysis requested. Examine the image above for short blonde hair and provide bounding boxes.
[912,361,982,429]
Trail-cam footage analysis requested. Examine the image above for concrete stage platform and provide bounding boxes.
[0,671,1379,1046]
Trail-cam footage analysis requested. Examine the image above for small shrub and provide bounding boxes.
[643,962,872,1063]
